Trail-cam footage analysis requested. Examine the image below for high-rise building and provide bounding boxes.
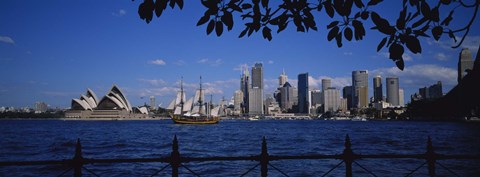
[322,79,331,91]
[149,96,155,111]
[358,87,369,108]
[373,75,383,102]
[279,69,288,87]
[399,89,404,107]
[310,89,322,107]
[323,87,340,113]
[386,77,400,106]
[280,82,294,112]
[428,81,443,99]
[298,73,309,113]
[352,70,368,108]
[249,63,264,115]
[35,101,48,113]
[458,48,474,83]
[240,66,250,113]
[233,90,243,115]
[343,86,353,110]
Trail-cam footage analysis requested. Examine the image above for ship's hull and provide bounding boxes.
[171,115,219,124]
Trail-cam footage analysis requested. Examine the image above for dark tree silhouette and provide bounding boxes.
[134,0,479,70]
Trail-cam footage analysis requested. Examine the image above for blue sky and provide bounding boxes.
[1,0,479,108]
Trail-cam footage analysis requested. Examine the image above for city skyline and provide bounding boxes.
[1,1,479,108]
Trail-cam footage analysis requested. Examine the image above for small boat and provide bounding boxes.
[167,77,219,124]
[351,116,368,121]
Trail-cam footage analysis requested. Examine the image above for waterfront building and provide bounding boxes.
[323,87,341,113]
[411,81,443,102]
[280,82,294,112]
[310,89,322,107]
[458,48,474,83]
[352,70,369,108]
[373,75,383,102]
[34,101,48,113]
[240,66,250,113]
[399,89,404,107]
[339,98,348,112]
[386,77,400,106]
[298,73,309,113]
[66,85,147,118]
[149,96,155,111]
[249,63,264,115]
[233,90,243,115]
[343,86,353,110]
[322,79,331,91]
[279,69,288,87]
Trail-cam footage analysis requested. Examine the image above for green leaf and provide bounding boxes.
[262,26,272,41]
[221,12,234,31]
[206,19,215,35]
[405,35,421,54]
[328,26,339,41]
[327,21,339,29]
[432,26,443,41]
[215,21,223,36]
[377,37,387,52]
[367,0,383,6]
[395,59,405,70]
[197,15,210,26]
[344,27,353,41]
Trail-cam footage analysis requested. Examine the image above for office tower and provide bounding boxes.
[234,90,243,115]
[35,101,48,113]
[428,81,443,99]
[280,82,294,112]
[339,98,348,112]
[352,70,368,108]
[310,89,322,107]
[240,67,250,113]
[322,79,331,91]
[149,96,155,111]
[298,73,309,113]
[279,69,288,87]
[373,75,383,102]
[386,77,400,106]
[343,86,353,110]
[249,63,264,115]
[323,87,340,113]
[458,48,474,83]
[399,89,404,107]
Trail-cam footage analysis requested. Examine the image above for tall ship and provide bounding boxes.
[166,77,220,124]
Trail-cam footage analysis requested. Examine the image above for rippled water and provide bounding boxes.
[1,119,479,176]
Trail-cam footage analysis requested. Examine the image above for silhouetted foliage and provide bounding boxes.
[134,0,479,70]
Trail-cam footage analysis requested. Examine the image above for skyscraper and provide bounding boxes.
[343,86,353,110]
[280,82,294,112]
[323,87,340,113]
[249,63,264,115]
[373,75,383,102]
[149,96,155,111]
[240,66,250,113]
[399,89,404,107]
[458,48,474,83]
[386,77,400,106]
[352,70,368,108]
[279,69,288,87]
[298,73,309,113]
[322,79,331,91]
[233,90,243,115]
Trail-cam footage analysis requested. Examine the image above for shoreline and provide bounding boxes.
[0,117,172,121]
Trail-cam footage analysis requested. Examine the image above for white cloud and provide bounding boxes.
[137,87,178,97]
[197,58,223,66]
[150,59,166,65]
[377,52,414,61]
[112,9,126,17]
[0,36,14,45]
[435,53,449,61]
[233,63,249,71]
[267,60,274,64]
[197,59,208,63]
[343,52,353,56]
[460,35,480,53]
[138,79,167,86]
[42,91,77,97]
[371,64,457,88]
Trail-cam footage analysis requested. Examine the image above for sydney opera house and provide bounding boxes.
[65,85,148,118]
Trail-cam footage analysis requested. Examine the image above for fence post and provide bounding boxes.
[73,138,83,177]
[171,135,180,177]
[426,136,436,177]
[260,136,269,177]
[343,134,353,177]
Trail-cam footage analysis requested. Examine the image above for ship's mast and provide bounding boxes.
[198,76,203,115]
[180,76,184,113]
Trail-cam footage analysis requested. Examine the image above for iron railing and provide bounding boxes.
[1,134,479,177]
